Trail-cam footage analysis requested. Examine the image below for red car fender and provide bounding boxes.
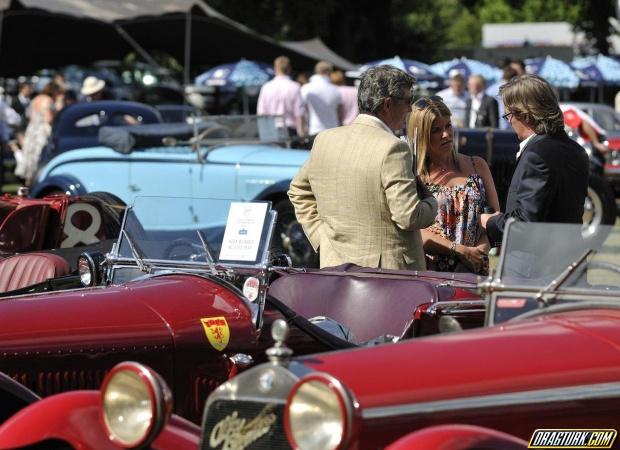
[0,391,116,450]
[384,424,528,450]
[0,390,201,450]
[151,415,201,450]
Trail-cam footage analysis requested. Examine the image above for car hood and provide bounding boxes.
[296,308,620,410]
[204,144,309,166]
[0,273,255,353]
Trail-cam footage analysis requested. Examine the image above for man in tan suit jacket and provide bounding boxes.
[288,65,437,270]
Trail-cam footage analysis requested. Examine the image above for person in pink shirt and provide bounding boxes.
[257,56,305,138]
[330,70,358,125]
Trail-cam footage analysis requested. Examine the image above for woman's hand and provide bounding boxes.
[456,244,488,274]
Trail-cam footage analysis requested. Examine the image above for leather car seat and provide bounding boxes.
[268,270,437,343]
[0,253,70,293]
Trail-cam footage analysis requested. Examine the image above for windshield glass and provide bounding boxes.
[194,115,289,143]
[116,196,274,268]
[497,221,619,288]
[489,220,620,323]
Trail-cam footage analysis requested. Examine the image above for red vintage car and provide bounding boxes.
[0,190,125,296]
[1,220,618,449]
[0,195,481,430]
[0,190,124,260]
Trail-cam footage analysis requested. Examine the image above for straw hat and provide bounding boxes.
[81,76,106,96]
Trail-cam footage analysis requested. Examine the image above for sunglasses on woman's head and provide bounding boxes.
[413,95,443,110]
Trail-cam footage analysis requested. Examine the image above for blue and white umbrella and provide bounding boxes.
[194,59,274,91]
[524,56,580,88]
[571,55,620,86]
[430,57,501,85]
[347,56,444,88]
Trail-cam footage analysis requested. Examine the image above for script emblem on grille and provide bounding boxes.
[209,404,277,450]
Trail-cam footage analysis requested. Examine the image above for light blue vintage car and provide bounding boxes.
[31,116,315,266]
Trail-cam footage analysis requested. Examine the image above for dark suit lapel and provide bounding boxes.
[517,133,546,162]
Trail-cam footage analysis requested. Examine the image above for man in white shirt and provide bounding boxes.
[256,56,305,137]
[301,61,343,136]
[465,74,498,128]
[436,70,469,128]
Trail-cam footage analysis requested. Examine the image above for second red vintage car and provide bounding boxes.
[1,220,618,449]
[0,190,124,259]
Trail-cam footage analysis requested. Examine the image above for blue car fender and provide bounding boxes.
[30,174,87,198]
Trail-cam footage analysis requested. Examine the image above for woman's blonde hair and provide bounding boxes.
[406,97,457,181]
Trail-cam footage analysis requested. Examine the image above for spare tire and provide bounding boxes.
[80,191,127,239]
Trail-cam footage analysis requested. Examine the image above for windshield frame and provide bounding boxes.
[485,218,620,326]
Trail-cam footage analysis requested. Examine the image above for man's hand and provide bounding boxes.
[481,211,500,229]
[416,176,434,199]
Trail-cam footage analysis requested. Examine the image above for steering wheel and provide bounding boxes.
[587,260,620,275]
[163,238,202,260]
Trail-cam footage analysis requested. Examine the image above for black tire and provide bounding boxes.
[582,173,616,243]
[273,199,319,268]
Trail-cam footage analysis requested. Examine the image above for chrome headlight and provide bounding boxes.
[101,362,172,449]
[285,373,357,450]
[78,252,106,287]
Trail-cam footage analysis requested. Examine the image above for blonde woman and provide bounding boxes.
[407,96,499,275]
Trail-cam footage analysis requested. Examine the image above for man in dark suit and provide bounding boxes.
[464,74,499,128]
[481,74,589,248]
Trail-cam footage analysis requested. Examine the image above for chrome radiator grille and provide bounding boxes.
[201,399,292,450]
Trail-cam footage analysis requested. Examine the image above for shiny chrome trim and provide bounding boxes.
[440,308,486,315]
[363,381,620,419]
[426,300,486,316]
[288,372,359,450]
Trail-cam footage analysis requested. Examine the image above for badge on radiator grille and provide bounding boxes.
[209,404,277,450]
[200,316,230,351]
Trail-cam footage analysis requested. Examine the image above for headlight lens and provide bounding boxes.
[286,374,353,450]
[78,252,105,287]
[101,362,171,448]
[78,256,92,286]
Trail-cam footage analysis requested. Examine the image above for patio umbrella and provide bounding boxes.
[430,57,501,86]
[524,56,580,89]
[345,56,444,88]
[570,55,620,86]
[194,59,273,114]
[194,59,274,90]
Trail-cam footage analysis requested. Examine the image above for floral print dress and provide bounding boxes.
[425,173,488,275]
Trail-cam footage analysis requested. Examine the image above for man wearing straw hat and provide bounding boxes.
[289,65,437,270]
[80,76,106,102]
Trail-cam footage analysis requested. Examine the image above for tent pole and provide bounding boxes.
[184,9,192,88]
[114,24,161,69]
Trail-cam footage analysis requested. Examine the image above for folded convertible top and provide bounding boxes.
[98,122,216,154]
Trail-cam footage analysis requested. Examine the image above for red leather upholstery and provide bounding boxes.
[268,270,438,343]
[0,253,70,292]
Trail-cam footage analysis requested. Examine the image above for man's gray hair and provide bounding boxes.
[358,65,416,115]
